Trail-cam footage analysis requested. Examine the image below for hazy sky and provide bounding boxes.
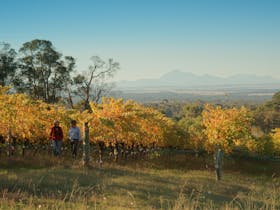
[1,0,279,81]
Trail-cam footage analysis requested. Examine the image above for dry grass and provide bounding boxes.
[0,152,279,209]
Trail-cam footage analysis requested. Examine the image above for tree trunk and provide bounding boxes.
[83,122,90,167]
[98,141,104,166]
[67,89,74,109]
[7,128,14,156]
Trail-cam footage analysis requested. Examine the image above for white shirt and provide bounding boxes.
[69,126,80,141]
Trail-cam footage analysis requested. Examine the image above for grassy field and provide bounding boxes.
[0,152,279,210]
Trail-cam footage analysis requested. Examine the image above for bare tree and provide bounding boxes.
[73,56,120,167]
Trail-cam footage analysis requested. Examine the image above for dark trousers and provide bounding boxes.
[215,167,222,181]
[71,140,79,158]
[53,140,62,156]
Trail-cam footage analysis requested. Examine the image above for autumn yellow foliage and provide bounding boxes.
[270,128,280,154]
[0,86,173,147]
[202,104,253,153]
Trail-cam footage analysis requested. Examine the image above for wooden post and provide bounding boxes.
[214,148,224,181]
[83,122,90,167]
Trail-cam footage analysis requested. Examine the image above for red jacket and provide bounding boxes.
[50,126,63,141]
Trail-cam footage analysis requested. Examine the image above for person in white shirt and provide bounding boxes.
[69,120,81,159]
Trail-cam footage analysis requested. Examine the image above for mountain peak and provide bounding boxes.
[160,70,194,79]
[117,71,280,88]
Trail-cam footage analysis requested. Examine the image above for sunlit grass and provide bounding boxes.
[0,153,279,209]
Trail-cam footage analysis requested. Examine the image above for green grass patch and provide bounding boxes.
[0,153,279,209]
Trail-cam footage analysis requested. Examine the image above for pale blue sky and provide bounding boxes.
[1,0,279,80]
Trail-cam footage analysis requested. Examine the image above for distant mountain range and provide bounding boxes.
[117,70,280,89]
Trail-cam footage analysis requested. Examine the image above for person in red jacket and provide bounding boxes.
[50,120,63,156]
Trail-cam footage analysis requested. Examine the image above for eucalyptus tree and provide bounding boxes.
[49,56,76,104]
[73,56,120,167]
[17,39,74,103]
[253,91,280,133]
[0,42,17,86]
[73,56,119,108]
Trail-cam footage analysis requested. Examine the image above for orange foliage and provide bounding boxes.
[0,87,173,147]
[270,128,280,154]
[202,104,253,153]
[89,98,174,147]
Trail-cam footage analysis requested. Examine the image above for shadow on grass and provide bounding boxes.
[0,161,205,208]
[0,152,279,209]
